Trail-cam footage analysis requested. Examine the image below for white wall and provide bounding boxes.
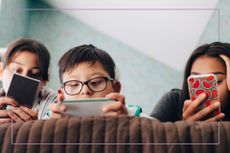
[0,48,6,56]
[46,0,219,71]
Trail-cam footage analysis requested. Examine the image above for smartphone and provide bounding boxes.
[6,73,40,108]
[62,98,115,116]
[187,74,221,118]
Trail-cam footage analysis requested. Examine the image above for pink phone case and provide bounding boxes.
[187,74,221,117]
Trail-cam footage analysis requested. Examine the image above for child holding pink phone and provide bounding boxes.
[151,42,230,122]
[187,74,220,119]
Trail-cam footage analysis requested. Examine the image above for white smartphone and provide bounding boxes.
[6,73,40,108]
[63,98,115,116]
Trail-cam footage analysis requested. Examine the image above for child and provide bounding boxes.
[49,44,144,118]
[0,38,57,124]
[151,42,230,122]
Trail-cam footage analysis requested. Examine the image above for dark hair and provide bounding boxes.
[58,44,116,83]
[181,42,230,104]
[3,38,50,81]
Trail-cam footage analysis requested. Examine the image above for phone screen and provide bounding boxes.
[187,74,221,118]
[6,73,40,108]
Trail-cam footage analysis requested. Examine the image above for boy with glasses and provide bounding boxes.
[49,44,143,118]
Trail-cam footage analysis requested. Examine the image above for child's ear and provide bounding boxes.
[57,88,65,102]
[113,81,121,93]
[58,88,63,94]
[0,62,4,79]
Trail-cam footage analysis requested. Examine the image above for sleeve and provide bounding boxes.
[127,104,143,117]
[150,89,181,122]
[38,89,57,120]
[127,104,157,119]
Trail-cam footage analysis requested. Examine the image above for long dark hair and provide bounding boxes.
[3,38,50,81]
[181,42,230,104]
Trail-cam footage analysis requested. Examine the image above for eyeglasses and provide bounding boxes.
[62,76,114,96]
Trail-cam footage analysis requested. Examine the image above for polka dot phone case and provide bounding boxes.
[187,74,221,118]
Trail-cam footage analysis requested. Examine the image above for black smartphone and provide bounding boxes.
[6,73,40,108]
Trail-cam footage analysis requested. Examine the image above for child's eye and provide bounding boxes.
[12,68,22,73]
[71,83,80,87]
[67,81,81,87]
[89,80,103,87]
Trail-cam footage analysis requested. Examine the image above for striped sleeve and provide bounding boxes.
[37,89,57,119]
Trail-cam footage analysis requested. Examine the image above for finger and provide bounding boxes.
[0,97,18,107]
[102,101,122,112]
[104,110,128,116]
[183,100,191,112]
[104,112,119,116]
[48,103,66,114]
[0,110,10,118]
[205,113,225,122]
[50,113,65,118]
[189,102,221,121]
[183,93,206,118]
[11,108,32,121]
[106,93,125,105]
[8,111,24,124]
[102,101,127,115]
[20,106,38,119]
[0,118,11,124]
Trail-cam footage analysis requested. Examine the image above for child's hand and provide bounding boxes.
[0,109,11,124]
[0,97,18,124]
[48,89,67,118]
[0,97,37,123]
[182,93,225,121]
[48,103,67,118]
[102,93,128,116]
[8,106,38,123]
[0,96,18,108]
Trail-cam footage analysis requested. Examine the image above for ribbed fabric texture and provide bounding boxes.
[0,116,229,153]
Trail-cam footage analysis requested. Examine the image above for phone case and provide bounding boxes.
[63,98,115,116]
[187,74,221,117]
[6,73,40,108]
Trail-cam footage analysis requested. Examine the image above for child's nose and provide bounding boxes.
[80,84,92,95]
[20,70,29,76]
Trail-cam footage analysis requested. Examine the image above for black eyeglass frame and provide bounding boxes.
[62,76,114,96]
